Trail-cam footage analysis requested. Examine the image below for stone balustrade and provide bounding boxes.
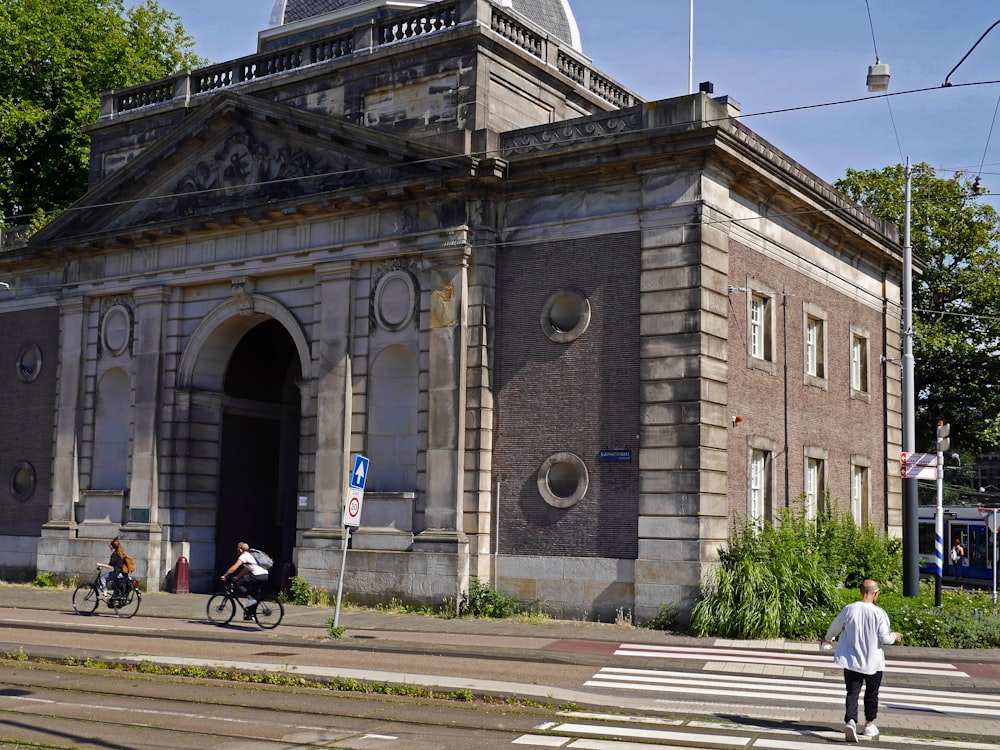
[100,0,639,120]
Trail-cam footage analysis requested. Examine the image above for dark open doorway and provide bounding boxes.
[213,319,300,591]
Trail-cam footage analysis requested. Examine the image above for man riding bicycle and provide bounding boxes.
[221,542,269,620]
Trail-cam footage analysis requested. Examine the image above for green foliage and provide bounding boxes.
[836,164,1000,454]
[0,0,205,222]
[644,602,678,631]
[458,577,525,619]
[326,617,345,639]
[284,576,331,607]
[32,572,56,588]
[690,504,901,640]
[879,584,1000,648]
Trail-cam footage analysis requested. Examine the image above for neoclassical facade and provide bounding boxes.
[0,0,903,620]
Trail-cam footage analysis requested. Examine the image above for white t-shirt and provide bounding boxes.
[238,550,268,577]
[825,601,896,675]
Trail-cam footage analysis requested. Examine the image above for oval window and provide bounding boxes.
[10,461,36,501]
[16,343,42,383]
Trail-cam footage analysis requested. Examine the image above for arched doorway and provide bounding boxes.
[212,318,301,587]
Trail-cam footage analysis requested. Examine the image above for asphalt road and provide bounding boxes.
[3,587,1000,749]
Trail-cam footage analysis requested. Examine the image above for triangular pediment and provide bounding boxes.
[34,92,476,249]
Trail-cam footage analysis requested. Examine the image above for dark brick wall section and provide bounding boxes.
[0,307,58,535]
[494,232,641,558]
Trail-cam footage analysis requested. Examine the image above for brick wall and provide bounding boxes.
[0,306,59,535]
[726,237,888,527]
[494,232,641,558]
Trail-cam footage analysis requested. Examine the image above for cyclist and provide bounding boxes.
[221,542,269,620]
[97,537,127,599]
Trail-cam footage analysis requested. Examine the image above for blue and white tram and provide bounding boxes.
[917,505,998,582]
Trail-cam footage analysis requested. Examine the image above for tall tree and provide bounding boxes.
[0,0,204,224]
[836,164,1000,456]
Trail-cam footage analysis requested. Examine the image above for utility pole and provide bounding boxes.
[902,158,919,597]
[935,421,950,606]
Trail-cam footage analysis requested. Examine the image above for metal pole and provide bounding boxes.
[994,510,998,606]
[688,0,693,94]
[493,477,501,585]
[902,158,919,597]
[333,526,351,627]
[935,443,943,606]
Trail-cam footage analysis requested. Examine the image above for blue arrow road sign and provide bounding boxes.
[350,454,369,490]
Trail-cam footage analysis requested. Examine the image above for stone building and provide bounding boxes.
[0,0,902,620]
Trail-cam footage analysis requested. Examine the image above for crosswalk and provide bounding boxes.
[611,643,969,678]
[585,666,1000,718]
[511,711,1000,750]
[512,711,1000,749]
[509,643,1000,749]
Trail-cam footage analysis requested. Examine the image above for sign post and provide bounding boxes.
[979,507,1000,606]
[934,422,949,607]
[334,454,369,627]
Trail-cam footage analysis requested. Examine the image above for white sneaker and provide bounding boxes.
[863,724,879,738]
[845,720,858,743]
[99,590,109,599]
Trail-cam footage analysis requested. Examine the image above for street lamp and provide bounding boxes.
[901,159,918,597]
[867,60,890,91]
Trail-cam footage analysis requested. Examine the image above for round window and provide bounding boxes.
[10,461,36,501]
[16,343,42,383]
[537,452,589,508]
[540,289,591,342]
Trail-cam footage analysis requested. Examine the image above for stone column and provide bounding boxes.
[128,287,167,528]
[126,287,167,589]
[304,261,355,540]
[45,295,87,528]
[416,246,470,544]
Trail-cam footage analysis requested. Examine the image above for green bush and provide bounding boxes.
[879,584,1000,648]
[690,502,900,640]
[458,577,524,618]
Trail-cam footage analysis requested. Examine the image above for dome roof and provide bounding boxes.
[268,0,582,51]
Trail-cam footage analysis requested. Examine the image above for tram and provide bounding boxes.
[917,505,999,582]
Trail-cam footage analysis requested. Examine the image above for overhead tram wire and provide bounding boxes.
[3,80,1000,228]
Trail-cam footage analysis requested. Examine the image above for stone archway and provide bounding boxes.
[173,294,310,591]
[213,318,301,587]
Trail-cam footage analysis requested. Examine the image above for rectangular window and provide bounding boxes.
[803,304,827,383]
[805,457,825,519]
[750,449,772,521]
[851,332,869,393]
[750,293,772,361]
[806,318,824,376]
[851,463,869,526]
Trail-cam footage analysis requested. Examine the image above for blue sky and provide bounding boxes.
[148,0,1000,204]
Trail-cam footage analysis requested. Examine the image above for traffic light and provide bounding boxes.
[937,421,950,453]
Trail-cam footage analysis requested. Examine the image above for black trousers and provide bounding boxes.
[843,668,883,724]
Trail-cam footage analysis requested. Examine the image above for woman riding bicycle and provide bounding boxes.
[221,542,268,620]
[97,537,128,599]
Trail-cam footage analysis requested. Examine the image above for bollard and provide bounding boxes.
[174,556,190,594]
[280,560,296,594]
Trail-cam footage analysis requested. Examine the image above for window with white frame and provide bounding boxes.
[805,458,824,519]
[851,459,870,526]
[748,438,775,522]
[851,327,870,397]
[750,293,773,362]
[803,303,827,384]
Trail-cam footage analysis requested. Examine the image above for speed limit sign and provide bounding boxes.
[344,487,364,528]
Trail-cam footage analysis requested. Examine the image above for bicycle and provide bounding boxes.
[72,566,142,618]
[206,580,283,629]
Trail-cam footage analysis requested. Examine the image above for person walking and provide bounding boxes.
[950,538,965,580]
[821,579,902,743]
